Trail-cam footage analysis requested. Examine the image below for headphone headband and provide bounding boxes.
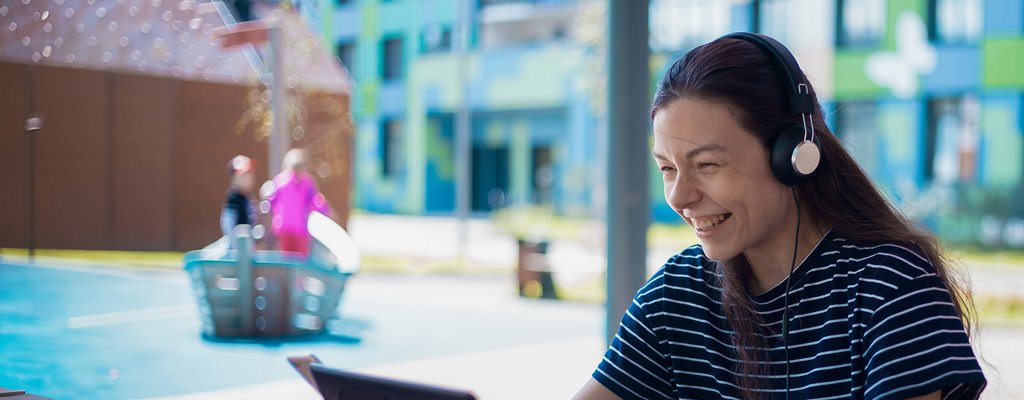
[722,32,815,116]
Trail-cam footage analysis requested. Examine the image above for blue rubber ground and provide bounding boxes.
[0,261,601,399]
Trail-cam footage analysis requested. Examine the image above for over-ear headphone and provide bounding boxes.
[721,32,821,186]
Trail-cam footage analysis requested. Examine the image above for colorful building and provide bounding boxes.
[315,0,1024,246]
[828,0,1024,247]
[315,0,599,217]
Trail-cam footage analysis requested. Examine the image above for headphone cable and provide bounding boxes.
[783,186,801,400]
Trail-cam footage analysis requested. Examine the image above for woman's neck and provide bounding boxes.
[745,219,827,295]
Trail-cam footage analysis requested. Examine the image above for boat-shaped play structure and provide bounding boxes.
[183,212,359,338]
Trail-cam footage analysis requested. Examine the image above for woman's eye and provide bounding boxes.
[659,165,675,173]
[697,162,719,170]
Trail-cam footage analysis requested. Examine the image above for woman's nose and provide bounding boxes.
[666,175,699,210]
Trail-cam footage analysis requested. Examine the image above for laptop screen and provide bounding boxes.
[310,364,478,400]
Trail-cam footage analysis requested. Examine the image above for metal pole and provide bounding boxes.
[454,0,472,261]
[25,117,43,262]
[605,0,650,343]
[268,24,289,177]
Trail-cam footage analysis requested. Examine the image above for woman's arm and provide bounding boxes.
[572,378,623,400]
[905,390,940,400]
[572,378,938,400]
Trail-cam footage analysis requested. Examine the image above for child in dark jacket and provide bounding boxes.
[220,155,257,239]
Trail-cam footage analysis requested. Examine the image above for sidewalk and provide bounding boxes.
[0,258,604,400]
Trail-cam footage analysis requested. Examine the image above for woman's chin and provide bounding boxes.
[699,243,738,262]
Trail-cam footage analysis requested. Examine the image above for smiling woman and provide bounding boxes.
[651,98,808,269]
[574,32,986,400]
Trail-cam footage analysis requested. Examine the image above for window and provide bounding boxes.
[835,102,879,176]
[649,0,731,51]
[552,26,566,40]
[380,118,403,177]
[381,37,404,81]
[231,0,253,21]
[425,114,456,211]
[929,0,983,43]
[759,0,829,48]
[336,41,355,74]
[420,25,452,53]
[471,145,510,211]
[925,95,980,184]
[836,0,885,47]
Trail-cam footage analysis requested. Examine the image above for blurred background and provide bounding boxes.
[1,0,1023,399]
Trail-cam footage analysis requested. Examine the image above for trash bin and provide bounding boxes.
[516,239,558,299]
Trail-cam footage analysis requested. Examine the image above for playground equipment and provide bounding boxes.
[183,212,358,337]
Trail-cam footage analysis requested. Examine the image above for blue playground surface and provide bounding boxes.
[0,259,600,399]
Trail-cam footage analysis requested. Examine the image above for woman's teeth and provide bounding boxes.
[692,214,729,230]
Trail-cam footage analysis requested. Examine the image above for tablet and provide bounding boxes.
[310,364,477,400]
[287,354,322,389]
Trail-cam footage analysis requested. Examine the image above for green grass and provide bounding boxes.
[552,274,607,304]
[1,248,511,275]
[1,248,184,269]
[950,247,1024,267]
[975,295,1024,327]
[360,254,510,275]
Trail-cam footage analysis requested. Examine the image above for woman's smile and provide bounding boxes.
[687,213,732,237]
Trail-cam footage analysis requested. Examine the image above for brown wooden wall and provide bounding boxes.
[34,66,111,249]
[0,62,352,252]
[0,63,30,248]
[111,74,176,250]
[175,81,267,250]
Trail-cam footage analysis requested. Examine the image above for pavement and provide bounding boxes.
[0,258,605,399]
[0,213,1022,399]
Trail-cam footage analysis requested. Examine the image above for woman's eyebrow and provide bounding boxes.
[685,143,725,160]
[652,143,725,161]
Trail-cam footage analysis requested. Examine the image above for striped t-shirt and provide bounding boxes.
[595,230,986,400]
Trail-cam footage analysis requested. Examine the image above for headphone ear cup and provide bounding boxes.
[771,125,819,186]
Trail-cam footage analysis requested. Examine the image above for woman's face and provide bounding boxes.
[652,98,794,262]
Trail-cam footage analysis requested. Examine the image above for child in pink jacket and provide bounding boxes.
[269,149,331,256]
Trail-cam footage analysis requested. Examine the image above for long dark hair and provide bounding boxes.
[651,37,976,399]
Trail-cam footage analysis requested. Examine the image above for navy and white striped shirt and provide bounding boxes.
[595,230,986,400]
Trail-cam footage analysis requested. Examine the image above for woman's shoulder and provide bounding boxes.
[291,173,319,190]
[271,172,315,192]
[634,244,721,314]
[828,232,937,286]
[662,243,712,273]
[646,244,717,292]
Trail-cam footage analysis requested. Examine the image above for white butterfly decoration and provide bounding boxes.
[864,11,937,99]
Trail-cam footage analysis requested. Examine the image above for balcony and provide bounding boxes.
[477,0,577,48]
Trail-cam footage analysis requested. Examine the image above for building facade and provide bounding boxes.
[315,0,1024,246]
[829,0,1024,247]
[316,0,598,217]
